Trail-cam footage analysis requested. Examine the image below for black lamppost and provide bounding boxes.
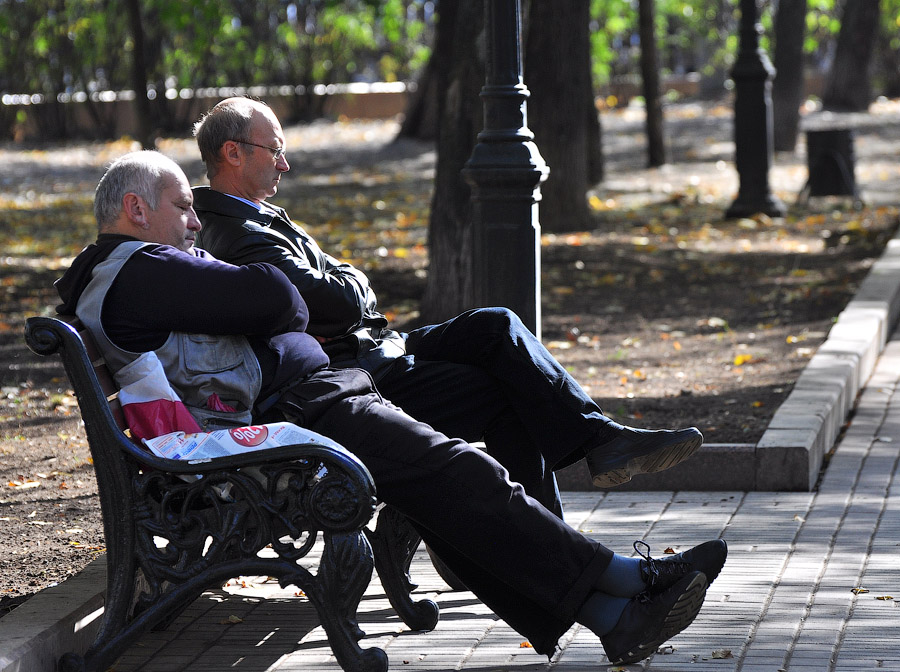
[726,0,786,218]
[463,0,548,338]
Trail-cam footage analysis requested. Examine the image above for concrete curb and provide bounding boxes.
[557,227,900,492]
[0,557,106,672]
[754,231,900,489]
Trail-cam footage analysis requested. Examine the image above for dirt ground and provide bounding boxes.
[2,99,900,617]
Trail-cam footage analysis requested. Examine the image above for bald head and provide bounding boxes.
[194,97,276,178]
[193,97,290,203]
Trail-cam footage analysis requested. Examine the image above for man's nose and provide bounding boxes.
[188,208,202,230]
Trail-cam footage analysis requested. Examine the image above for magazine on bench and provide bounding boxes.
[143,422,344,462]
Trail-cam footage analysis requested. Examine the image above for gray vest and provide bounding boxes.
[76,241,262,430]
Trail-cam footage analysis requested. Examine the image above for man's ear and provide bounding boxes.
[220,140,243,168]
[122,192,150,229]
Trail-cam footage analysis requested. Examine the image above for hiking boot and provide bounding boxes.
[586,427,703,488]
[601,571,708,665]
[635,539,728,594]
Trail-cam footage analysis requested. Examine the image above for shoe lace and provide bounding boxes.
[634,540,691,589]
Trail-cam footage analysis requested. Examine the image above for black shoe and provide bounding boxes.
[586,427,703,488]
[636,539,728,594]
[601,571,708,665]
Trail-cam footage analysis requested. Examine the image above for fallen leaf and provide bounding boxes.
[876,595,894,601]
[851,587,870,595]
[734,353,753,366]
[519,641,533,648]
[712,649,734,659]
[221,615,243,624]
[7,478,40,489]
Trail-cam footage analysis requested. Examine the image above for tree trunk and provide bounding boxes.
[823,0,881,112]
[772,0,807,152]
[639,0,666,167]
[524,0,595,232]
[398,49,441,141]
[878,34,900,98]
[419,0,485,323]
[587,96,605,184]
[124,0,155,148]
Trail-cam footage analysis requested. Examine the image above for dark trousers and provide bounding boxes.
[272,367,613,655]
[373,307,622,516]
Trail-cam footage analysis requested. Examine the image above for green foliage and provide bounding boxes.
[0,0,432,101]
[585,0,900,106]
[3,0,899,133]
[880,0,900,48]
[589,0,745,89]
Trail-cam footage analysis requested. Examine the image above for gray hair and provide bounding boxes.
[193,97,268,178]
[93,151,182,230]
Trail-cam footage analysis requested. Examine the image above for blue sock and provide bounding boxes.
[575,591,630,637]
[594,553,646,597]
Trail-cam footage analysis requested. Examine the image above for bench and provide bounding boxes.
[24,315,441,672]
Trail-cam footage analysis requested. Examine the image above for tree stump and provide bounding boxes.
[806,128,857,197]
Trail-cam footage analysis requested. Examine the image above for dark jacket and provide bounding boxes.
[193,187,405,377]
[55,234,329,401]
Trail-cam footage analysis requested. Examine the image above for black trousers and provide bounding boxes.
[272,366,613,655]
[360,308,623,518]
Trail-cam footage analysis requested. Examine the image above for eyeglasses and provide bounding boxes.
[234,140,286,161]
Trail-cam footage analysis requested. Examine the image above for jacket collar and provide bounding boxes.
[191,186,287,227]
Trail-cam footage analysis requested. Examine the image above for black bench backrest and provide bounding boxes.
[56,315,131,436]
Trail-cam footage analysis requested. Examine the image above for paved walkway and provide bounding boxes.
[89,328,900,671]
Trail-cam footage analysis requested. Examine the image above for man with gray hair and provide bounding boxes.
[191,97,704,516]
[53,150,727,666]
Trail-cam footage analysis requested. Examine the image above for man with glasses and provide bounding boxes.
[192,97,704,518]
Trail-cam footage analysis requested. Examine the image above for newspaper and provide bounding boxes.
[142,422,343,462]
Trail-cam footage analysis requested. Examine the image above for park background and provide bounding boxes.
[2,0,900,620]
